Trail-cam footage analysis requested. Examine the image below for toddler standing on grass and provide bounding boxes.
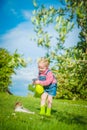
[33,57,57,116]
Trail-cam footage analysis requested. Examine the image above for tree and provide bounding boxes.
[0,48,26,92]
[63,0,87,99]
[51,47,87,99]
[31,0,87,99]
[65,0,87,53]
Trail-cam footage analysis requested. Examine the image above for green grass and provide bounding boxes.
[0,93,87,130]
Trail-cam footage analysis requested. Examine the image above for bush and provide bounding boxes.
[0,48,26,92]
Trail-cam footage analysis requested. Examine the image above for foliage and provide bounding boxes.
[31,5,74,49]
[0,48,27,92]
[28,84,35,92]
[32,0,87,99]
[0,93,87,130]
[65,0,87,53]
[51,48,87,100]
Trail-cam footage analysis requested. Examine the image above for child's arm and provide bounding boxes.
[34,71,55,86]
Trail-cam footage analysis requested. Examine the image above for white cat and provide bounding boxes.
[14,102,35,114]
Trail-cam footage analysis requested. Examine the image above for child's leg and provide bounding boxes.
[41,92,48,106]
[46,95,53,116]
[40,92,48,115]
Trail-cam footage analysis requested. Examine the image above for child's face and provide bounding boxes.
[38,63,47,73]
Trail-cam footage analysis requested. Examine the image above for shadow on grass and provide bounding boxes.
[52,110,87,125]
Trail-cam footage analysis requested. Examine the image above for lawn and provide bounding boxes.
[0,93,87,130]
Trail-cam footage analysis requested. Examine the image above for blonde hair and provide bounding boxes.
[38,57,50,67]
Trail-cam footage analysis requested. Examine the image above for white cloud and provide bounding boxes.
[22,10,32,20]
[0,20,80,82]
[0,21,46,58]
[12,65,38,81]
[0,21,46,82]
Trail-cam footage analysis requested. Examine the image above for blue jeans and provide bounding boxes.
[39,75,57,96]
[44,83,57,96]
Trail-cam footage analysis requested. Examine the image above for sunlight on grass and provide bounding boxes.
[0,93,87,130]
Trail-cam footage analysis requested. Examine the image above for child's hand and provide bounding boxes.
[32,78,38,84]
[34,80,40,85]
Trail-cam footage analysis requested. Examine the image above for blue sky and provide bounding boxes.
[0,0,80,57]
[0,0,63,34]
[0,0,80,96]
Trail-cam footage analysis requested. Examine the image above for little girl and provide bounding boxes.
[33,57,57,116]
